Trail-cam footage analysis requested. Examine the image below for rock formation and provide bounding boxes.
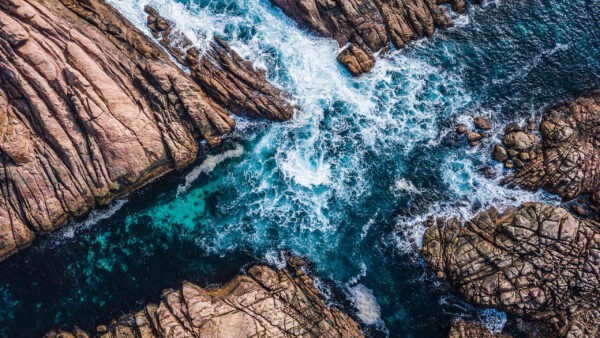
[46,259,363,338]
[422,202,600,337]
[448,320,512,338]
[145,6,295,121]
[269,0,480,75]
[502,92,600,212]
[0,0,293,261]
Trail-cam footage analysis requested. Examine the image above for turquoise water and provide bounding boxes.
[1,0,599,336]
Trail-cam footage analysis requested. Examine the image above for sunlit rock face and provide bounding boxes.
[0,0,293,261]
[46,259,363,338]
[422,202,600,337]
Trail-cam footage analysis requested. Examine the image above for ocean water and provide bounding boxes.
[1,0,600,336]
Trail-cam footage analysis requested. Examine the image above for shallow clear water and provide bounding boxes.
[1,0,600,336]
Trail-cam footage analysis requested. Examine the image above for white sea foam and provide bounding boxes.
[44,198,128,248]
[392,178,421,195]
[176,144,244,196]
[479,308,507,334]
[348,284,381,325]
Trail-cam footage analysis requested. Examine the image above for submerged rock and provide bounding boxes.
[46,262,363,338]
[268,0,476,75]
[422,203,600,337]
[0,0,290,261]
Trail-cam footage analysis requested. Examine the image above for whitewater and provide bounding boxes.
[1,0,599,336]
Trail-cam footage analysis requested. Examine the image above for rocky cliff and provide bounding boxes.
[422,203,600,337]
[0,0,294,261]
[269,0,480,75]
[46,259,363,338]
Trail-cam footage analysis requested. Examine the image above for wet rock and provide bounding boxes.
[474,116,491,130]
[448,320,512,338]
[457,124,468,134]
[0,0,287,261]
[571,204,588,217]
[504,92,600,202]
[504,160,514,169]
[492,145,508,162]
[504,123,521,134]
[145,6,295,121]
[466,131,483,146]
[48,262,364,338]
[338,43,376,76]
[422,203,600,337]
[502,131,537,151]
[268,0,478,75]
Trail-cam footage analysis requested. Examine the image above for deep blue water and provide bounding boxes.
[1,0,599,336]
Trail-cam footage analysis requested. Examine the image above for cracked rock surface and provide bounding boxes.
[269,0,479,75]
[46,260,363,338]
[145,6,296,121]
[0,0,290,261]
[448,320,512,338]
[422,202,600,337]
[503,92,600,207]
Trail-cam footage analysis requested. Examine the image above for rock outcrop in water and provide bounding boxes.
[422,202,600,337]
[46,259,363,338]
[448,320,512,338]
[145,6,295,121]
[501,92,600,213]
[0,0,293,261]
[269,0,479,75]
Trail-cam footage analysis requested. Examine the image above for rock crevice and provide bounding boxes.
[46,260,364,338]
[0,0,293,261]
[422,202,600,337]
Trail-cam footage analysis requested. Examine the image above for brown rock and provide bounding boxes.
[49,263,364,338]
[145,7,296,121]
[474,116,491,130]
[0,0,289,261]
[337,43,375,76]
[504,92,600,202]
[448,320,512,338]
[571,204,588,217]
[492,145,508,162]
[268,0,478,75]
[466,131,483,146]
[502,131,537,151]
[456,124,468,134]
[422,203,600,337]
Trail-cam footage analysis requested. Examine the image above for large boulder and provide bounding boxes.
[422,203,600,337]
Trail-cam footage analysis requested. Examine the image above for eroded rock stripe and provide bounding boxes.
[269,0,481,75]
[145,6,296,122]
[47,260,364,338]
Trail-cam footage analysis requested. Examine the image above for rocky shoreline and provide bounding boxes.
[269,0,482,75]
[423,91,600,337]
[0,0,294,262]
[46,257,363,338]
